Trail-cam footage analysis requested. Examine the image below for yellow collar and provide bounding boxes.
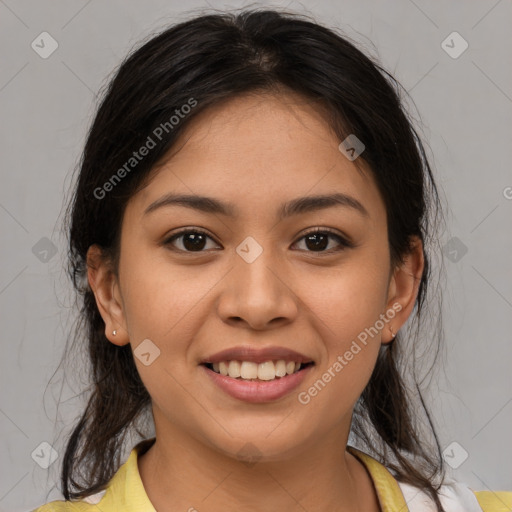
[347,445,409,511]
[106,439,408,511]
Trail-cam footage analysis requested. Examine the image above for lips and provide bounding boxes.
[199,346,315,403]
[201,362,314,403]
[200,346,314,365]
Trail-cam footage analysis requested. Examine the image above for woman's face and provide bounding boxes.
[89,91,420,461]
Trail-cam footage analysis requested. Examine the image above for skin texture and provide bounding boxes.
[87,91,424,512]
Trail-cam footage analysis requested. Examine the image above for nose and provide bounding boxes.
[216,249,298,331]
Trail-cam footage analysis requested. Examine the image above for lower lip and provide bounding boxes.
[201,364,314,403]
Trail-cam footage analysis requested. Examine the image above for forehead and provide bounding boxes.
[129,92,385,223]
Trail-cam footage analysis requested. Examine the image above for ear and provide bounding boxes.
[86,244,130,346]
[382,235,425,344]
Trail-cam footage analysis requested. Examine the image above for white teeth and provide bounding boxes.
[228,360,241,378]
[240,361,258,379]
[219,361,228,376]
[274,360,287,377]
[257,361,275,381]
[210,359,308,380]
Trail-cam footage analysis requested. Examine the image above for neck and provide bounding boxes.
[137,418,381,512]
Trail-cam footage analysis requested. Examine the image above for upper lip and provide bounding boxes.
[200,346,314,365]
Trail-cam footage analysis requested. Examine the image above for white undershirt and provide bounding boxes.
[397,479,484,511]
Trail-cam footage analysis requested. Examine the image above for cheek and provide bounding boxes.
[118,246,210,342]
[117,248,209,415]
[300,255,390,344]
[293,255,389,407]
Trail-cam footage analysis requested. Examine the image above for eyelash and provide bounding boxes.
[163,227,353,254]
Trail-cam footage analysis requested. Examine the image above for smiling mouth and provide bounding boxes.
[202,361,315,381]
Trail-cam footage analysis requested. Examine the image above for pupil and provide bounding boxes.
[306,233,328,251]
[184,233,206,251]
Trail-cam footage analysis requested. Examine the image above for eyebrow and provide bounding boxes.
[143,192,369,219]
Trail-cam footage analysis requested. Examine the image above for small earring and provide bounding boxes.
[112,330,117,336]
[389,326,396,338]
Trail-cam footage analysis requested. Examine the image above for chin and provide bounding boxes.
[204,424,314,464]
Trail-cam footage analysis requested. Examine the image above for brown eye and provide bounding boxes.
[164,229,220,252]
[294,229,352,253]
[163,227,352,254]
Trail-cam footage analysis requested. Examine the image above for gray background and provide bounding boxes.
[1,0,511,510]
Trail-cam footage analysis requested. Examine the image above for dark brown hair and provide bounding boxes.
[61,7,446,510]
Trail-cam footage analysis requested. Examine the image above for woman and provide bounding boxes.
[32,8,511,512]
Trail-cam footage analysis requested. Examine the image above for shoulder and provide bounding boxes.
[30,490,107,511]
[347,445,511,512]
[398,479,512,512]
[473,490,512,512]
[30,438,156,512]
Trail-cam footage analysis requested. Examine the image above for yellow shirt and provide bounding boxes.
[32,438,512,512]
